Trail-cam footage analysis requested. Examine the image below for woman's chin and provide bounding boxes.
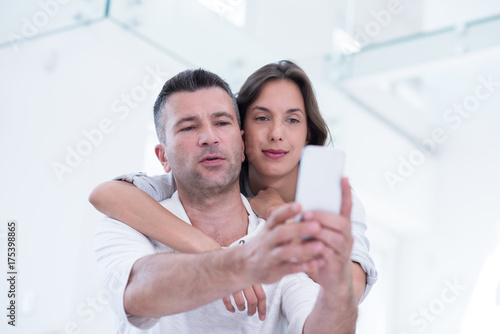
[257,165,298,180]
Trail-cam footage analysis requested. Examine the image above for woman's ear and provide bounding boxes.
[155,144,172,173]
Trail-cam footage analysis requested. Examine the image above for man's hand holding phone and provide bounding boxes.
[300,178,354,291]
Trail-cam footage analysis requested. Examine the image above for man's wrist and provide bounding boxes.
[220,246,251,287]
[322,280,356,304]
[320,263,355,300]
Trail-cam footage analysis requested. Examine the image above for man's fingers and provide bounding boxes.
[340,177,352,219]
[301,211,353,258]
[312,228,352,258]
[266,203,301,230]
[222,296,235,313]
[304,211,351,234]
[270,239,325,263]
[290,257,326,274]
[270,221,321,246]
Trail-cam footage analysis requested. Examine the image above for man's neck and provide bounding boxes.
[248,165,298,203]
[177,184,249,247]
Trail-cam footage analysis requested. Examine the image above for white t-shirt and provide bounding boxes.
[94,192,320,334]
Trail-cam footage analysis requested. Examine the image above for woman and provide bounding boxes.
[90,60,376,318]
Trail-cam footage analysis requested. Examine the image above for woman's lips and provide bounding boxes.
[262,149,288,159]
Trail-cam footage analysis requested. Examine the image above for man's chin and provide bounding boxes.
[192,173,239,191]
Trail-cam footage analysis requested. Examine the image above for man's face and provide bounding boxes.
[156,87,245,194]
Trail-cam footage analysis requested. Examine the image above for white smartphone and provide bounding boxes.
[295,145,345,220]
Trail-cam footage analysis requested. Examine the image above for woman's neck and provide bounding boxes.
[248,165,298,203]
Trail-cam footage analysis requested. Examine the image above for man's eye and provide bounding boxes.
[216,121,230,126]
[180,126,195,132]
[255,116,269,121]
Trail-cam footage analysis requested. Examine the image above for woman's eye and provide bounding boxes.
[255,116,269,121]
[288,118,300,123]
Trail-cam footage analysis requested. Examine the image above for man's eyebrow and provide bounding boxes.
[173,112,234,128]
[174,116,197,128]
[212,111,236,120]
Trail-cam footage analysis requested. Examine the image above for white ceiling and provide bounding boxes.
[2,0,499,141]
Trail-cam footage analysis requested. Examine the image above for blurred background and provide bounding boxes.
[1,0,500,333]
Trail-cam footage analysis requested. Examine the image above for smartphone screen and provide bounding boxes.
[295,145,345,220]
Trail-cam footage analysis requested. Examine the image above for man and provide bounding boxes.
[94,69,357,333]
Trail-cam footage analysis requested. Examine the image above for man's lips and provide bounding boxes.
[199,154,225,166]
[262,149,288,159]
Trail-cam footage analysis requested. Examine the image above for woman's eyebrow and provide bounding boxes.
[286,108,305,115]
[250,106,271,113]
[250,106,305,115]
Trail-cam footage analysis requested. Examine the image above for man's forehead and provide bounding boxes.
[163,87,235,120]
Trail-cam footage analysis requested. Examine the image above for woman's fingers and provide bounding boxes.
[241,287,257,316]
[221,285,267,320]
[232,291,246,311]
[252,284,267,321]
[222,295,235,313]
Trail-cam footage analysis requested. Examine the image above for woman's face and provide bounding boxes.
[243,79,309,179]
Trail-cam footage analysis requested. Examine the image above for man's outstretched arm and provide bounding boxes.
[124,204,327,318]
[125,250,242,317]
[303,178,358,334]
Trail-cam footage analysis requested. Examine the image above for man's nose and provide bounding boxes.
[198,124,219,146]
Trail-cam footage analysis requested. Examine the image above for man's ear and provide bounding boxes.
[241,130,246,163]
[155,144,172,173]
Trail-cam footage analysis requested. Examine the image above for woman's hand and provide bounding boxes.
[248,187,286,219]
[222,284,267,321]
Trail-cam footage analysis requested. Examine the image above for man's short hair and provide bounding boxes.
[153,69,240,145]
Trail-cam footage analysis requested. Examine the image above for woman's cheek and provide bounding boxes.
[244,139,257,161]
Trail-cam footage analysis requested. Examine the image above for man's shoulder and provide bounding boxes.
[95,215,143,237]
[158,191,192,225]
[158,191,182,212]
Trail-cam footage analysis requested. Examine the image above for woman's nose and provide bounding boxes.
[269,122,283,142]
